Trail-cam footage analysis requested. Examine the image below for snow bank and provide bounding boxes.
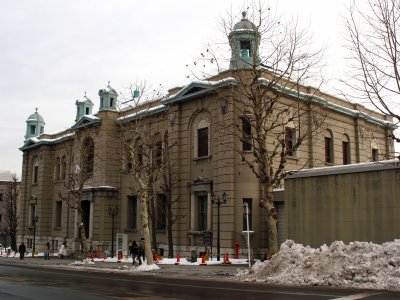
[236,240,400,291]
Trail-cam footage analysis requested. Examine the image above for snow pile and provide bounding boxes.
[237,240,400,291]
[70,258,95,265]
[130,262,160,272]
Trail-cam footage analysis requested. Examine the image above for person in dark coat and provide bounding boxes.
[18,242,26,260]
[130,241,141,266]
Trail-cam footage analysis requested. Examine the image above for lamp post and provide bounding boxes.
[32,215,39,257]
[108,207,118,258]
[211,191,227,261]
[243,202,251,268]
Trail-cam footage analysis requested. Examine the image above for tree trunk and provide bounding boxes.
[79,223,89,255]
[264,191,279,255]
[149,190,157,251]
[141,189,154,265]
[166,194,174,258]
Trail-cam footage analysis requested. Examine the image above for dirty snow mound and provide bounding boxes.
[236,240,400,291]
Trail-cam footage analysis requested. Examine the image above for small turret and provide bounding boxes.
[98,81,118,111]
[229,11,261,70]
[25,108,45,142]
[75,92,94,121]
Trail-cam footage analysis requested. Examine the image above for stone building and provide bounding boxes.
[0,171,19,247]
[18,14,395,257]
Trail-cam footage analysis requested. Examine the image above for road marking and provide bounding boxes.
[331,292,383,299]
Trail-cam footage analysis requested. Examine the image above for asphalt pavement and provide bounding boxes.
[0,256,248,280]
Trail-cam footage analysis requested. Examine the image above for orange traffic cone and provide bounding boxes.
[224,252,232,264]
[175,254,180,265]
[200,255,207,266]
[154,253,159,264]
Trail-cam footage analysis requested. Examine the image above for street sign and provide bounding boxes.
[202,231,213,246]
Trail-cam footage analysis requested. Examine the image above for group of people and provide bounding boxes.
[130,240,145,266]
[17,241,66,260]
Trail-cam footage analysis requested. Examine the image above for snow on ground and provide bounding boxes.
[236,240,400,291]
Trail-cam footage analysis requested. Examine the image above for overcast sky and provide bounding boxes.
[0,0,352,177]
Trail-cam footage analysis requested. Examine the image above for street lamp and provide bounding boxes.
[108,207,118,258]
[32,215,39,257]
[211,191,227,261]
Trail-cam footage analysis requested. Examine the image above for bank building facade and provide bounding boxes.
[18,14,395,258]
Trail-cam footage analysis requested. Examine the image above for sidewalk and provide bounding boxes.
[0,255,249,280]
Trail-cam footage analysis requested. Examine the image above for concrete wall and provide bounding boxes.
[285,161,400,248]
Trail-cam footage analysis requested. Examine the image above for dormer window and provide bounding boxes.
[110,98,114,107]
[240,40,251,57]
[85,107,90,114]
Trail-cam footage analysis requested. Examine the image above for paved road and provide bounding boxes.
[0,257,399,299]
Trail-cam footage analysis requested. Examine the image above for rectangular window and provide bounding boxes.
[0,193,2,201]
[154,141,163,167]
[197,127,209,157]
[198,195,208,231]
[127,196,137,229]
[85,107,90,114]
[285,127,296,156]
[156,194,166,230]
[240,40,251,56]
[325,137,333,163]
[242,117,252,151]
[125,144,133,171]
[342,141,349,165]
[242,198,253,231]
[30,125,36,135]
[30,205,36,226]
[137,144,143,165]
[372,148,379,161]
[55,201,62,228]
[33,166,39,184]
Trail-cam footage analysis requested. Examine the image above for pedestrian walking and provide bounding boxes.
[44,242,50,260]
[139,239,145,262]
[130,240,141,266]
[58,243,66,259]
[18,242,26,260]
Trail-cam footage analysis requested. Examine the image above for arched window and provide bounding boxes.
[342,134,351,165]
[324,130,334,164]
[194,119,210,158]
[81,137,94,176]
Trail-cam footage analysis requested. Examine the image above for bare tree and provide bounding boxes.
[190,3,325,254]
[345,0,400,143]
[2,176,19,251]
[119,82,168,265]
[59,132,95,256]
[159,130,182,258]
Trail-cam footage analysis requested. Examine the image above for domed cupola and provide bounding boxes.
[75,92,94,121]
[229,11,261,70]
[25,108,45,142]
[98,81,118,111]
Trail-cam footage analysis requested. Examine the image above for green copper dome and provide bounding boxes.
[232,12,257,31]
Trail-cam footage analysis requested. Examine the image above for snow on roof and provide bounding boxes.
[117,104,167,123]
[286,159,400,179]
[0,171,16,182]
[258,78,395,129]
